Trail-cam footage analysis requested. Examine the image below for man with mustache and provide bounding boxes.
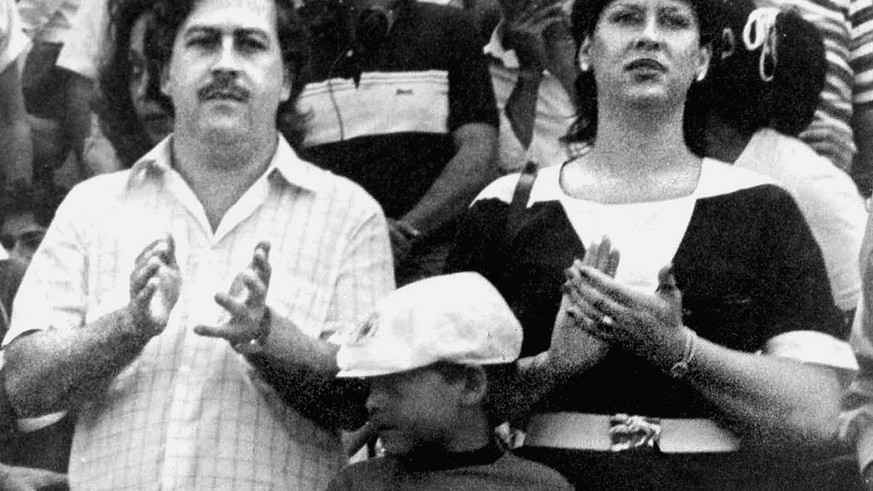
[2,0,394,488]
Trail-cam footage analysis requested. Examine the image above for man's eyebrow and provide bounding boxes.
[235,28,270,40]
[182,25,271,42]
[182,25,219,38]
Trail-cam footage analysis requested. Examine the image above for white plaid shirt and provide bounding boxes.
[5,135,395,490]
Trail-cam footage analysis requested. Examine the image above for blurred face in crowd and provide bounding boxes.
[1,212,46,264]
[160,0,292,141]
[366,365,468,457]
[129,12,174,144]
[578,0,710,108]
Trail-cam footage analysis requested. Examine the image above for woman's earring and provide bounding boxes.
[721,28,736,60]
[696,70,707,82]
[580,61,590,72]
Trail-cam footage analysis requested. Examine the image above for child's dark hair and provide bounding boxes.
[704,3,825,136]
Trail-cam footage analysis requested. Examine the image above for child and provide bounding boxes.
[328,272,572,490]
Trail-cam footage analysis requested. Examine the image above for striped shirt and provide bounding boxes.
[5,135,395,490]
[765,0,873,173]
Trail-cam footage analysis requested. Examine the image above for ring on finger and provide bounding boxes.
[599,314,614,328]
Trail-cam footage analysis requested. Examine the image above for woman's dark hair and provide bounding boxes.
[95,0,166,167]
[149,0,312,149]
[705,3,825,137]
[565,0,724,155]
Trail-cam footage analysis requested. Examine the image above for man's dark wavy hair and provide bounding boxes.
[565,0,725,156]
[95,0,167,167]
[148,0,311,149]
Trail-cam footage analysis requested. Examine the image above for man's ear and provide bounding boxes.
[577,36,593,72]
[159,63,171,98]
[696,44,712,81]
[459,366,488,407]
[280,66,293,103]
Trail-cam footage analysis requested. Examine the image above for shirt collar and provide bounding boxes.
[126,133,324,193]
[397,439,504,472]
[483,20,521,70]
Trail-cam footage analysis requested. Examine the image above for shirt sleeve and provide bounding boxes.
[3,185,90,347]
[756,185,854,367]
[841,296,873,472]
[842,209,873,472]
[323,195,395,342]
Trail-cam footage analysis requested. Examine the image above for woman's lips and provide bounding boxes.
[625,58,666,72]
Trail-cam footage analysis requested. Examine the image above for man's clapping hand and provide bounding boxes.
[127,234,181,338]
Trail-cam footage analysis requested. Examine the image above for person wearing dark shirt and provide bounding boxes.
[329,273,572,490]
[298,0,499,285]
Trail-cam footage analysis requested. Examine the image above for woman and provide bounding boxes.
[446,0,856,488]
[95,0,173,167]
[703,2,866,322]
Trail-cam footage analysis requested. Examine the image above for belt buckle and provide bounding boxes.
[608,413,661,452]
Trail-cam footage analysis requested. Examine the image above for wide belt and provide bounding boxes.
[524,412,740,453]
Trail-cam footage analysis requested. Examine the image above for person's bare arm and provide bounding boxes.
[4,236,181,416]
[400,122,498,236]
[196,212,393,430]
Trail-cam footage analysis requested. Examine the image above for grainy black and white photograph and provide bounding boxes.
[0,0,870,489]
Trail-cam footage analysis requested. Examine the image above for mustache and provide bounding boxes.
[197,75,250,102]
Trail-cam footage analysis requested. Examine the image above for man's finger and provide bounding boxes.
[162,234,177,267]
[135,233,173,266]
[215,291,246,317]
[655,264,678,294]
[239,270,268,305]
[193,323,236,341]
[130,259,161,296]
[606,249,621,278]
[251,242,272,284]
